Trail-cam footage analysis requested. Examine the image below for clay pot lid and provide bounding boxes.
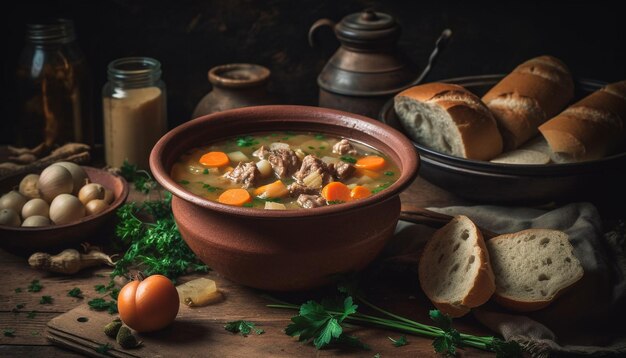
[208,63,270,89]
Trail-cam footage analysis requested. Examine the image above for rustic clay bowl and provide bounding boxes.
[150,105,419,291]
[0,167,129,252]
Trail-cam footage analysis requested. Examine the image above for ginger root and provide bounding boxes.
[28,244,114,274]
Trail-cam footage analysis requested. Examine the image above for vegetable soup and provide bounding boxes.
[171,132,399,209]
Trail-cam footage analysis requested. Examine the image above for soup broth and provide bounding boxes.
[171,131,399,209]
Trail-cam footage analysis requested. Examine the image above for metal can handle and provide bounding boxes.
[308,18,336,48]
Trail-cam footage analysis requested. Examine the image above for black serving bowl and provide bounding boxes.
[380,75,626,205]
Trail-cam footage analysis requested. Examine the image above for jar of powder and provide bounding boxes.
[102,57,167,169]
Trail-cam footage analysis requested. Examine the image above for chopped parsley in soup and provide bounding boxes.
[171,132,399,209]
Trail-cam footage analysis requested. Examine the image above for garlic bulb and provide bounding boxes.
[38,165,74,202]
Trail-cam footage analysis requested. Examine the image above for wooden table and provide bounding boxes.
[0,175,616,357]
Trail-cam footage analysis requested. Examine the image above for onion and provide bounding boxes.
[78,183,105,205]
[85,199,109,216]
[19,174,41,199]
[38,165,74,202]
[0,208,21,227]
[0,191,28,214]
[21,198,50,219]
[49,194,85,225]
[22,215,51,227]
[55,162,88,195]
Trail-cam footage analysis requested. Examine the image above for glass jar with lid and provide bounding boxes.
[102,57,167,169]
[15,18,93,148]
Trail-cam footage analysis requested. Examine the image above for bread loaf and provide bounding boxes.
[486,229,584,312]
[482,56,574,150]
[489,149,550,165]
[394,83,503,160]
[538,80,626,162]
[418,215,495,317]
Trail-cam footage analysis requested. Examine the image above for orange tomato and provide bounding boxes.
[117,274,180,332]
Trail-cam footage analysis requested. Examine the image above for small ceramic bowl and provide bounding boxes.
[151,105,419,291]
[0,167,129,252]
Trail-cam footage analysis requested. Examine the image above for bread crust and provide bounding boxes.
[482,56,574,150]
[539,81,626,161]
[418,215,496,318]
[395,83,503,160]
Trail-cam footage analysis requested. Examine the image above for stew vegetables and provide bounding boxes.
[171,132,399,209]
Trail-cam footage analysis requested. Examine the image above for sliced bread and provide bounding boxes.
[486,229,584,312]
[489,149,551,165]
[418,215,496,317]
[394,83,503,160]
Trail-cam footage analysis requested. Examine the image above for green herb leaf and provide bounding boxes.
[27,311,36,319]
[242,202,254,208]
[340,156,357,164]
[88,298,118,314]
[178,180,190,185]
[388,335,408,347]
[315,134,325,140]
[94,284,107,294]
[14,288,22,293]
[384,171,394,176]
[121,160,157,194]
[224,320,265,336]
[203,168,209,174]
[429,310,452,331]
[430,310,462,355]
[236,136,259,147]
[39,296,53,304]
[489,338,524,358]
[95,343,112,355]
[202,183,222,192]
[284,297,365,350]
[68,288,83,298]
[28,280,42,292]
[12,303,25,313]
[371,182,392,194]
[3,329,15,337]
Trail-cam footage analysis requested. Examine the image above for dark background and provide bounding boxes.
[2,0,625,145]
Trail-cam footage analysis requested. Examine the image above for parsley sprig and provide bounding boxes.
[112,192,208,280]
[268,283,522,356]
[120,160,157,194]
[224,320,265,336]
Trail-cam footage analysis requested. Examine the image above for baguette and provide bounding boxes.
[394,83,503,160]
[418,215,495,317]
[538,80,626,162]
[486,229,584,312]
[489,149,550,165]
[482,56,574,150]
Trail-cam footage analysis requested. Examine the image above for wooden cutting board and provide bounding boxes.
[46,272,492,357]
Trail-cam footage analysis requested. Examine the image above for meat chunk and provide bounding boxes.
[329,161,355,181]
[269,148,300,178]
[223,162,259,188]
[297,194,327,209]
[332,138,357,156]
[252,146,271,160]
[287,182,320,197]
[293,155,334,185]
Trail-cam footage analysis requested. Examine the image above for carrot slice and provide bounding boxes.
[254,180,288,198]
[350,185,372,200]
[355,156,386,171]
[355,168,381,179]
[218,188,252,206]
[199,152,230,167]
[321,182,351,202]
